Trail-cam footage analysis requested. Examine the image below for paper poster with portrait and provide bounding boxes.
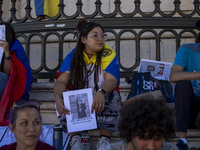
[63,88,97,133]
[138,59,172,81]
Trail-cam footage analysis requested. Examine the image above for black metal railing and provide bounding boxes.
[0,0,199,81]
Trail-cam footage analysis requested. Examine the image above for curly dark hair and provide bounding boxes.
[70,19,104,90]
[118,98,176,142]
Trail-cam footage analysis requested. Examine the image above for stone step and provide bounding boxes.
[29,82,200,149]
[88,129,200,149]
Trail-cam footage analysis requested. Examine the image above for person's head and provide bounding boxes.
[119,97,176,150]
[0,22,15,47]
[78,99,82,104]
[75,18,105,52]
[70,18,106,90]
[9,99,42,148]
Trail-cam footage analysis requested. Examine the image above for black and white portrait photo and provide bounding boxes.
[63,88,97,133]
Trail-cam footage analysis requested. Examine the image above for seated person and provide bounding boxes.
[170,20,200,150]
[54,19,121,149]
[0,99,57,150]
[0,22,33,126]
[98,91,178,150]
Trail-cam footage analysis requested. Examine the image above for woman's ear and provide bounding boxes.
[81,36,86,44]
[9,123,15,134]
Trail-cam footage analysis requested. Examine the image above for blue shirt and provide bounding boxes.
[174,43,200,97]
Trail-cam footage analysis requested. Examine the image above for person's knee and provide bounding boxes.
[175,80,192,92]
[0,72,9,98]
[0,72,9,82]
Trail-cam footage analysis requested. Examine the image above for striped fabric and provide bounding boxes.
[34,0,59,17]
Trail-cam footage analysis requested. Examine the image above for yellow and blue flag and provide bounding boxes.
[56,44,120,85]
[34,0,59,17]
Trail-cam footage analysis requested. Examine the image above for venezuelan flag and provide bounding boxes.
[0,39,33,126]
[34,0,59,17]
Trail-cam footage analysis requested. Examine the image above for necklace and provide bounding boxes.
[85,51,94,56]
[87,63,94,74]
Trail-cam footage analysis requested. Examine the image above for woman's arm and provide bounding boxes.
[91,72,118,114]
[53,72,71,116]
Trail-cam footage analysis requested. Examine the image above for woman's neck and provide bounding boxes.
[85,51,94,59]
[127,141,135,150]
[16,143,36,150]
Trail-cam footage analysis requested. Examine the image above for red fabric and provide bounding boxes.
[55,70,61,79]
[0,141,57,150]
[56,70,71,90]
[0,53,27,126]
[115,84,120,94]
[37,15,46,19]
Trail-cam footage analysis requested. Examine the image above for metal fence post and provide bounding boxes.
[53,124,63,150]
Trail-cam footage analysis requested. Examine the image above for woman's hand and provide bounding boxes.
[0,40,11,75]
[91,91,105,114]
[0,40,10,56]
[56,97,70,117]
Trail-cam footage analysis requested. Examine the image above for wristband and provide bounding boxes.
[6,55,11,60]
[97,88,107,97]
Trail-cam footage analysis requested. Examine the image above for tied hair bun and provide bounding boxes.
[74,18,89,38]
[195,20,200,31]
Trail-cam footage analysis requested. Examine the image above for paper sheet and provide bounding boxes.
[63,88,97,133]
[138,59,172,81]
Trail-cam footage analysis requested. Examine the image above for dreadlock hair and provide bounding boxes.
[70,19,104,90]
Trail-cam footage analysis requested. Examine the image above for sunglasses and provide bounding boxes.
[13,99,41,110]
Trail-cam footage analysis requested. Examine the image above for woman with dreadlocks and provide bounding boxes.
[54,19,121,150]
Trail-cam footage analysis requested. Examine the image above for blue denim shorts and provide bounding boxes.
[0,72,9,99]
